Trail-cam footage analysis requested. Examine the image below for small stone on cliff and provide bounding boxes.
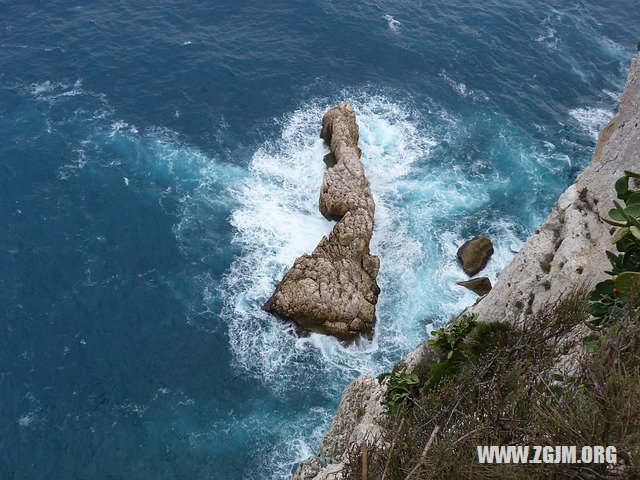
[457,277,492,296]
[457,236,494,276]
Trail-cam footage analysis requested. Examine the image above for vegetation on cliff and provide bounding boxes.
[342,292,640,479]
[338,174,640,479]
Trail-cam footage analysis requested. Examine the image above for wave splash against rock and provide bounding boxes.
[263,102,381,340]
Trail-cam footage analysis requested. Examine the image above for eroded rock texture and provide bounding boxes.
[264,102,380,341]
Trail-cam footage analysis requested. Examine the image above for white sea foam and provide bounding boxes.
[603,89,622,102]
[532,142,571,174]
[535,26,556,43]
[110,120,138,136]
[116,402,149,417]
[31,79,84,102]
[17,413,37,427]
[440,72,489,102]
[31,80,58,95]
[383,14,401,33]
[535,12,562,50]
[58,147,88,180]
[222,103,338,384]
[569,106,615,140]
[18,393,42,428]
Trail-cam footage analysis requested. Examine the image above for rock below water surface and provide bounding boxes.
[263,102,380,341]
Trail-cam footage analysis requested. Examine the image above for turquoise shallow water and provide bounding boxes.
[0,1,638,478]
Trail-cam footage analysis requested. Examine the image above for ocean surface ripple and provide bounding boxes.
[0,1,638,478]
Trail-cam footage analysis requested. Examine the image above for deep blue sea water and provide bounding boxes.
[1,1,638,478]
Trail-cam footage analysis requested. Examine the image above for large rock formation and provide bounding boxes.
[264,102,380,341]
[291,51,640,480]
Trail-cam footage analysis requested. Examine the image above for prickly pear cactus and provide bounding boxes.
[590,171,640,329]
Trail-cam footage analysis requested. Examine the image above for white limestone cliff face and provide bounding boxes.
[291,52,639,479]
[468,51,640,325]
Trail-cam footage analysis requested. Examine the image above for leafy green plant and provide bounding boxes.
[427,314,477,359]
[382,371,420,413]
[589,280,626,330]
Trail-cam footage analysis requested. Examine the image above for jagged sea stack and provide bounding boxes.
[263,102,380,341]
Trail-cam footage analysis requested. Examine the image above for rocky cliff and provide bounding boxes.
[467,50,640,326]
[292,51,640,479]
[264,102,381,341]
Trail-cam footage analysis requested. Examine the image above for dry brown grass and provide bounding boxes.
[339,291,640,480]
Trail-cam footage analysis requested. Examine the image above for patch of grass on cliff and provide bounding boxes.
[342,290,640,479]
[414,319,514,392]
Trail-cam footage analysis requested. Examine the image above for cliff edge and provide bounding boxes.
[468,51,640,326]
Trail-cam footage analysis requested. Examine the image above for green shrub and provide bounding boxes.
[428,314,477,359]
[381,371,420,413]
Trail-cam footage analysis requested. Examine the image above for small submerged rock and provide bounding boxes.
[457,277,492,296]
[457,236,494,276]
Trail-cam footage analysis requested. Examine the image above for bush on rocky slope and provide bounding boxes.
[342,289,640,479]
[338,174,640,479]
